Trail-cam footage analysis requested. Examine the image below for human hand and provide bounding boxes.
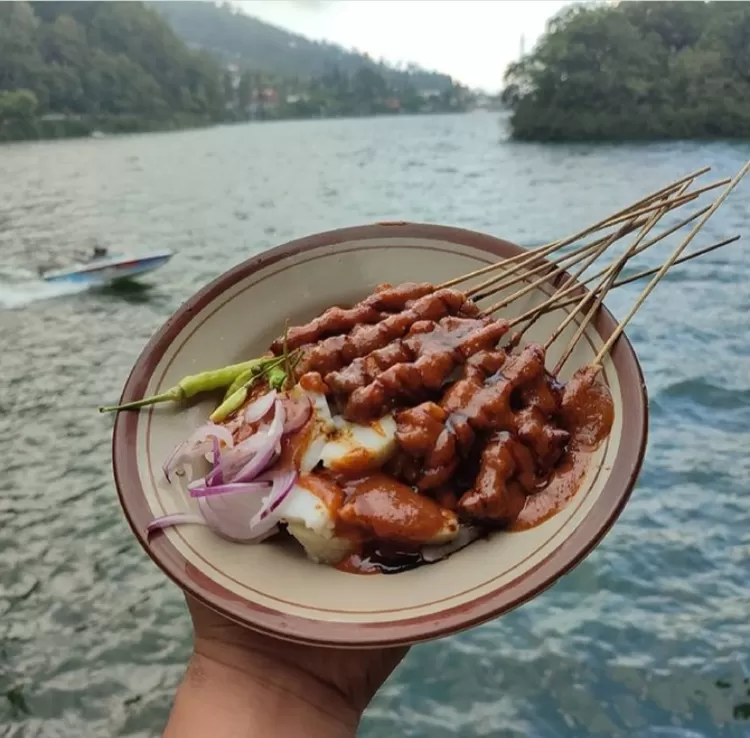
[164,595,409,738]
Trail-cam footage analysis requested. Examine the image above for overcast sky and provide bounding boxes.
[237,0,571,92]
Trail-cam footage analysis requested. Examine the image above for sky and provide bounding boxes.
[237,0,572,92]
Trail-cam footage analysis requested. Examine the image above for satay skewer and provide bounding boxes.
[437,166,712,290]
[467,222,642,300]
[500,181,696,351]
[501,201,714,338]
[462,217,647,298]
[541,160,749,377]
[465,175,727,306]
[470,200,712,304]
[442,182,708,293]
[523,235,740,326]
[488,172,736,329]
[481,189,681,322]
[588,159,750,369]
[543,177,696,360]
[480,213,642,317]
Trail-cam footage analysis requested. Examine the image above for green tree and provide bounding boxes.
[0,4,44,92]
[0,89,39,121]
[0,1,230,139]
[503,1,750,141]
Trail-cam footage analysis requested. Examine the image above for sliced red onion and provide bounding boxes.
[198,492,279,543]
[189,481,270,499]
[147,513,206,536]
[251,468,298,527]
[231,400,286,484]
[282,395,312,435]
[146,497,278,544]
[205,429,270,487]
[421,526,482,563]
[163,423,234,482]
[244,389,277,424]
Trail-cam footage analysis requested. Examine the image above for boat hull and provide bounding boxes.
[42,252,172,285]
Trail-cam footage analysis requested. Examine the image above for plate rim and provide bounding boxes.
[112,221,648,648]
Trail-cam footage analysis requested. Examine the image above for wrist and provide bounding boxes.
[165,645,360,738]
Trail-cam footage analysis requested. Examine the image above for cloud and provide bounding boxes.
[238,0,570,91]
[289,0,329,8]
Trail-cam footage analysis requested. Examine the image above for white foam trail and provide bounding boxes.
[0,279,90,309]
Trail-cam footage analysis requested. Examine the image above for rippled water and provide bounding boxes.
[1,115,749,737]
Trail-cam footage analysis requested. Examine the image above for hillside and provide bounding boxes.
[0,0,469,143]
[150,1,456,92]
[503,1,750,140]
[0,2,224,139]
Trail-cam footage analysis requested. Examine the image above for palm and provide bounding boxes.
[187,596,408,714]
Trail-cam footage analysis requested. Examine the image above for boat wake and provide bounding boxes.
[0,275,90,309]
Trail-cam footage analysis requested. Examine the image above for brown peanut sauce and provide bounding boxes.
[286,367,614,571]
[293,469,457,575]
[337,473,456,543]
[512,367,614,531]
[270,351,614,573]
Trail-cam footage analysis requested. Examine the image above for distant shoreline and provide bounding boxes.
[0,109,473,144]
[0,114,214,144]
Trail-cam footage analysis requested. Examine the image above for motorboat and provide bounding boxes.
[40,249,173,285]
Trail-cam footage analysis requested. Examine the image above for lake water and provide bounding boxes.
[1,114,749,737]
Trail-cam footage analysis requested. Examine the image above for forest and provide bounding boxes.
[150,1,457,93]
[0,2,225,140]
[503,1,750,141]
[0,1,470,142]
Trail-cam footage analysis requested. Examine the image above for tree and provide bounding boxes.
[503,1,750,141]
[0,89,39,121]
[0,1,228,125]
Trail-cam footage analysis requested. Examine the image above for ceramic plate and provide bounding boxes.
[112,223,647,648]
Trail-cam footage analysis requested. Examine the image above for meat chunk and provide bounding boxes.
[458,432,532,524]
[270,282,435,354]
[294,288,479,376]
[338,474,459,545]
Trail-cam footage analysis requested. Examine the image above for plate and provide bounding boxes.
[112,222,647,648]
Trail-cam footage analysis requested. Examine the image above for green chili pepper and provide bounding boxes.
[267,365,287,390]
[99,358,266,413]
[223,366,258,401]
[210,385,251,423]
[209,351,298,422]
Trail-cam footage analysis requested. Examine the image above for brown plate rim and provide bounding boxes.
[112,222,648,648]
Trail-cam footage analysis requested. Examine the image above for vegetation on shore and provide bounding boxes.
[150,1,457,94]
[0,2,224,141]
[0,1,472,143]
[503,1,750,141]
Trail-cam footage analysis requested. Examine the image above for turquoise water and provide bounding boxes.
[1,114,749,737]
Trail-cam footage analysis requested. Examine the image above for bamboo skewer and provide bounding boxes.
[480,189,683,321]
[437,166,712,290]
[468,225,634,301]
[504,201,713,338]
[474,179,727,316]
[472,200,712,305]
[589,160,750,368]
[493,177,727,329]
[527,235,740,319]
[480,214,639,317]
[590,177,729,233]
[464,216,649,300]
[543,177,696,364]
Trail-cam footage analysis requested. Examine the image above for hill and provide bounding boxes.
[150,1,456,92]
[502,1,750,141]
[0,1,224,140]
[0,0,470,143]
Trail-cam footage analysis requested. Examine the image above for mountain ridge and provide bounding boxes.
[149,1,457,91]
